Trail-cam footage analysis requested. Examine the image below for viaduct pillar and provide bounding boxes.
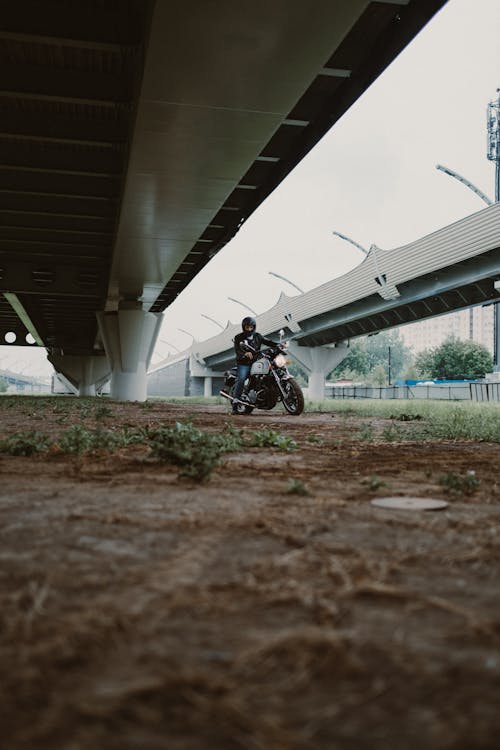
[288,341,349,401]
[97,305,162,402]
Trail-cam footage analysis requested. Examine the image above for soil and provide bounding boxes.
[1,398,500,750]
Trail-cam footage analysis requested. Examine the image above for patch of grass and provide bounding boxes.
[306,399,500,442]
[146,421,237,481]
[439,470,480,495]
[57,424,95,454]
[358,423,374,442]
[56,424,144,454]
[245,427,297,452]
[94,403,113,419]
[0,431,50,456]
[305,434,323,444]
[381,423,403,442]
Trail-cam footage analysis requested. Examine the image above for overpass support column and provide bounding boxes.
[288,342,349,401]
[204,376,213,398]
[48,354,110,396]
[97,306,163,402]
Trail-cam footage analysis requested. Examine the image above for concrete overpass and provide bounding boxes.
[0,0,448,399]
[149,203,500,399]
[0,368,50,393]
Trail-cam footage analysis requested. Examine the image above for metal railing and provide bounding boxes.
[328,383,500,402]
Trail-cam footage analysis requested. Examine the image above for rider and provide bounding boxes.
[232,316,278,413]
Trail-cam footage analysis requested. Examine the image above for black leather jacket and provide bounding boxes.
[233,331,277,365]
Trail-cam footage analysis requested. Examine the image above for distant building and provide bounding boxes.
[398,305,494,354]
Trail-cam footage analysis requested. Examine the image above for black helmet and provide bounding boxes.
[241,316,256,331]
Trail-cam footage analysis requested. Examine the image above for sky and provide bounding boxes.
[3,0,500,377]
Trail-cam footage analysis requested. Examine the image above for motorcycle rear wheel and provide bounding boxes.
[234,401,254,415]
[281,378,304,415]
[224,387,254,414]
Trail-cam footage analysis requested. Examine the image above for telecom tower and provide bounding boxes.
[487,89,500,369]
[487,89,500,200]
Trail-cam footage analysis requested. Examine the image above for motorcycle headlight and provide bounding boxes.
[274,353,287,367]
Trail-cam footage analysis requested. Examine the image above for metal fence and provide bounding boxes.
[328,382,500,402]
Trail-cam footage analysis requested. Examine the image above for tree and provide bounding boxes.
[330,330,412,382]
[370,363,388,386]
[414,349,436,379]
[415,337,493,380]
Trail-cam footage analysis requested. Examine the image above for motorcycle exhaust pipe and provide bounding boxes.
[219,391,248,406]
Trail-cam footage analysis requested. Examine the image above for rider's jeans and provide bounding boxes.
[233,363,251,403]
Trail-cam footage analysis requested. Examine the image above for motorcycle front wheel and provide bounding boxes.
[281,378,304,415]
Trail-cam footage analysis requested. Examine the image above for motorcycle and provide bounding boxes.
[220,337,304,415]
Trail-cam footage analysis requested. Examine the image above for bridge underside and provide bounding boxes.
[0,0,153,351]
[0,0,448,359]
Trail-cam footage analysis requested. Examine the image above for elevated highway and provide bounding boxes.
[150,203,500,398]
[0,0,447,399]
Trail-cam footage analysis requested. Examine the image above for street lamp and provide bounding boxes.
[177,328,195,343]
[436,154,499,369]
[268,271,304,294]
[227,297,257,316]
[200,313,224,330]
[435,164,493,206]
[332,231,369,255]
[158,338,180,353]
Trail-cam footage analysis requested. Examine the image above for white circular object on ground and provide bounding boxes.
[371,497,448,511]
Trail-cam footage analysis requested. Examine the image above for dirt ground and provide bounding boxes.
[1,397,500,750]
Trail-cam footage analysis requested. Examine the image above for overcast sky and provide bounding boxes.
[159,0,500,357]
[3,0,500,376]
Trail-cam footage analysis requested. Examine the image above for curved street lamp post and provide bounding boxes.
[436,157,499,370]
[177,328,195,343]
[200,313,224,330]
[227,297,257,316]
[436,164,493,206]
[332,231,369,256]
[268,271,304,294]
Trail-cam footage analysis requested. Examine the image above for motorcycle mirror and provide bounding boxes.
[279,328,285,340]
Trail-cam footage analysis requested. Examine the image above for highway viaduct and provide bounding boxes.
[148,202,500,399]
[0,1,451,399]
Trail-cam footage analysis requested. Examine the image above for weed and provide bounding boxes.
[119,426,146,446]
[147,421,228,481]
[245,428,297,452]
[58,424,94,454]
[306,434,323,444]
[0,431,50,456]
[359,424,374,441]
[381,423,403,442]
[286,478,310,496]
[439,470,480,495]
[219,422,245,451]
[362,474,387,491]
[94,403,113,419]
